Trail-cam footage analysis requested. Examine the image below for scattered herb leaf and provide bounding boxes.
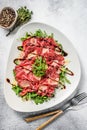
[20,32,30,41]
[12,85,22,95]
[17,46,23,51]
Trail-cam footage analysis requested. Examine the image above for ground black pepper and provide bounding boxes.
[0,7,16,27]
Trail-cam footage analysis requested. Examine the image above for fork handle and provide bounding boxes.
[36,110,63,130]
[25,110,60,122]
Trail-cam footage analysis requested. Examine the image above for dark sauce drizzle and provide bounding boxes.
[6,78,16,86]
[66,68,74,76]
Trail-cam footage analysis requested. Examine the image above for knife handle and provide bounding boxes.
[25,110,60,122]
[36,110,63,130]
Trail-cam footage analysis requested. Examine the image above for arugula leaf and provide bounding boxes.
[12,85,22,95]
[13,69,16,77]
[22,93,30,100]
[64,76,71,84]
[17,46,23,51]
[32,56,47,77]
[22,92,49,104]
[48,33,54,38]
[58,43,63,50]
[59,66,71,85]
[20,29,54,41]
[29,29,54,38]
[33,95,50,104]
[20,32,30,41]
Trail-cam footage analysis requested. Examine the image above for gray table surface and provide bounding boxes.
[0,0,87,130]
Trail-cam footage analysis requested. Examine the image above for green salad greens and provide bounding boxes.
[20,29,54,41]
[32,56,47,77]
[22,92,49,104]
[12,85,22,95]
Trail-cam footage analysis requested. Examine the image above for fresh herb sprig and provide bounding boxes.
[6,6,33,36]
[32,56,47,77]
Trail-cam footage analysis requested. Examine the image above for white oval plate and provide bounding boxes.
[4,22,81,112]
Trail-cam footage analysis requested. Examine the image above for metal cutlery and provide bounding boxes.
[24,92,87,130]
[25,92,87,123]
[35,92,87,130]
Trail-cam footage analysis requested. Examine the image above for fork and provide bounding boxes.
[35,92,87,130]
[25,92,87,123]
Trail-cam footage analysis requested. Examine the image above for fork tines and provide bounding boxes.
[72,92,87,105]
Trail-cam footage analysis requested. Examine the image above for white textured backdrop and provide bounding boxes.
[0,0,87,130]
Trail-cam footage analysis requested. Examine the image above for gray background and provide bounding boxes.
[0,0,87,130]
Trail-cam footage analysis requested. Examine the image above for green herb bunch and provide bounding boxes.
[6,6,33,36]
[32,56,47,77]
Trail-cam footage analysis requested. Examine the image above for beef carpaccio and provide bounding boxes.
[7,30,74,104]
